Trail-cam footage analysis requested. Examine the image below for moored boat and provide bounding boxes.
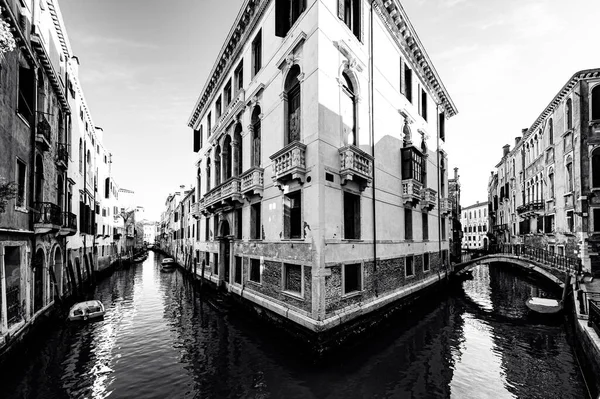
[525,297,562,314]
[68,300,105,321]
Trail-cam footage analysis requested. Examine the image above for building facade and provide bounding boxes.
[448,167,462,259]
[488,68,600,276]
[184,0,457,334]
[461,201,488,249]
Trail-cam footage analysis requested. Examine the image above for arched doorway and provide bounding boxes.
[483,237,489,251]
[218,219,231,285]
[52,247,62,300]
[33,248,45,313]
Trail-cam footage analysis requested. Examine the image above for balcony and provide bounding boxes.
[204,185,223,212]
[33,202,62,234]
[493,224,508,233]
[36,113,52,151]
[401,179,423,206]
[517,201,544,218]
[240,167,264,198]
[339,145,373,191]
[55,142,69,170]
[270,141,307,189]
[58,212,77,236]
[220,177,243,206]
[421,187,437,210]
[191,201,201,219]
[440,198,452,215]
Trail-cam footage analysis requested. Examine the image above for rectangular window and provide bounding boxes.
[405,208,413,240]
[564,133,572,152]
[423,253,430,272]
[401,147,424,183]
[284,191,302,239]
[5,246,22,326]
[251,203,261,239]
[276,0,307,38]
[205,216,210,241]
[343,192,361,239]
[214,215,219,238]
[252,30,262,77]
[421,88,428,121]
[207,112,212,137]
[18,66,34,122]
[213,253,219,274]
[234,256,242,284]
[441,218,446,240]
[343,263,362,295]
[250,258,261,283]
[224,79,232,107]
[544,214,555,233]
[236,208,243,239]
[404,65,413,103]
[215,96,222,119]
[594,209,600,232]
[339,0,361,40]
[422,212,429,240]
[405,255,414,277]
[567,210,574,232]
[234,61,244,93]
[16,159,26,208]
[193,128,201,153]
[283,263,302,295]
[439,112,445,141]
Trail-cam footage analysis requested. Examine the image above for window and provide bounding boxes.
[441,218,446,240]
[548,118,554,145]
[215,96,222,119]
[566,98,573,130]
[207,112,212,136]
[401,147,424,183]
[250,258,261,283]
[252,30,262,77]
[236,208,242,239]
[79,139,83,173]
[593,209,600,232]
[224,79,232,107]
[423,253,430,272]
[285,65,302,144]
[234,61,244,94]
[251,202,261,239]
[567,210,574,232]
[404,65,413,103]
[548,167,555,198]
[252,106,262,167]
[544,214,555,233]
[275,0,307,37]
[338,0,361,39]
[341,73,357,145]
[343,191,361,239]
[422,213,428,240]
[234,256,242,284]
[15,159,26,208]
[405,255,414,277]
[343,263,361,295]
[193,127,202,153]
[439,112,445,141]
[566,155,573,192]
[18,65,34,121]
[564,132,573,152]
[420,88,428,121]
[214,253,219,274]
[592,148,600,188]
[205,216,210,241]
[405,208,413,240]
[592,85,600,121]
[283,263,302,295]
[284,191,302,239]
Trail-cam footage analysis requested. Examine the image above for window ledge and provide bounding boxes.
[406,274,415,279]
[14,206,28,213]
[281,238,305,242]
[423,269,431,274]
[564,192,574,197]
[342,290,362,299]
[247,279,262,286]
[341,239,364,242]
[16,112,30,127]
[282,290,303,301]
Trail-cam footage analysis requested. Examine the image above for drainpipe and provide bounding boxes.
[369,0,378,297]
[437,106,442,271]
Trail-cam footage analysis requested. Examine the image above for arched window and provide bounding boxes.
[214,145,221,186]
[79,139,83,173]
[234,123,243,176]
[534,176,539,202]
[206,158,211,191]
[566,155,574,192]
[548,118,553,145]
[592,85,600,121]
[548,167,555,198]
[592,147,600,188]
[197,167,202,197]
[341,72,357,146]
[284,65,301,144]
[252,106,262,167]
[566,98,573,130]
[86,149,91,166]
[223,135,232,180]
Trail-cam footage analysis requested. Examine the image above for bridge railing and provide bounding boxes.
[459,243,582,274]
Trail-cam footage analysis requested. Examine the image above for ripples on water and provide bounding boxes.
[2,255,590,399]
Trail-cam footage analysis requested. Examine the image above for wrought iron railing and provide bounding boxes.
[589,299,600,338]
[63,211,77,230]
[56,142,69,165]
[33,202,62,225]
[36,112,52,143]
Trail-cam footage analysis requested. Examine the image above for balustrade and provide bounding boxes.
[270,141,307,187]
[339,145,373,190]
[240,167,264,197]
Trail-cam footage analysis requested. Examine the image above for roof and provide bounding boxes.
[461,201,489,210]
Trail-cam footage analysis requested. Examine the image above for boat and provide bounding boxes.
[161,257,176,271]
[132,253,148,263]
[68,300,105,321]
[525,297,562,314]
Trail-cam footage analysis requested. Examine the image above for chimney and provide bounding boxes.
[521,128,528,135]
[502,144,510,157]
[454,167,459,180]
[515,136,521,146]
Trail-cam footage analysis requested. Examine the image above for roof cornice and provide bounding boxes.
[377,0,458,117]
[188,0,267,128]
[47,0,72,59]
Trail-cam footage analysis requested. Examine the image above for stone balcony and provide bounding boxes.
[191,200,202,219]
[270,141,307,189]
[517,201,544,218]
[204,186,222,211]
[339,145,373,191]
[33,202,62,234]
[58,211,77,236]
[421,187,437,210]
[220,177,243,205]
[401,179,423,206]
[240,167,264,198]
[440,198,452,215]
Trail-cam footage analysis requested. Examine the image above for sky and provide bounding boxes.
[59,0,600,220]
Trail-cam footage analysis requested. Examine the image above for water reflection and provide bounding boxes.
[2,257,589,399]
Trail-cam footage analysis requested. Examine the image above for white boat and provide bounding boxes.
[68,300,105,321]
[161,257,175,265]
[525,297,562,314]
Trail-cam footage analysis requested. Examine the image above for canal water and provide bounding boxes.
[3,252,591,399]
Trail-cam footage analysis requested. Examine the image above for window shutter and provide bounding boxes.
[193,129,200,152]
[275,0,290,37]
[283,196,291,238]
[338,0,344,20]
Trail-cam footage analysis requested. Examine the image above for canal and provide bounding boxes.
[3,252,591,398]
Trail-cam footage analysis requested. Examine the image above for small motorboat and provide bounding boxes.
[161,257,176,271]
[68,300,105,321]
[132,253,148,263]
[525,297,563,314]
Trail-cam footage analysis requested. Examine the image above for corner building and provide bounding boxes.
[488,69,600,276]
[188,0,457,334]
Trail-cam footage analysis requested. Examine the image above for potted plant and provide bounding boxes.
[0,18,16,57]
